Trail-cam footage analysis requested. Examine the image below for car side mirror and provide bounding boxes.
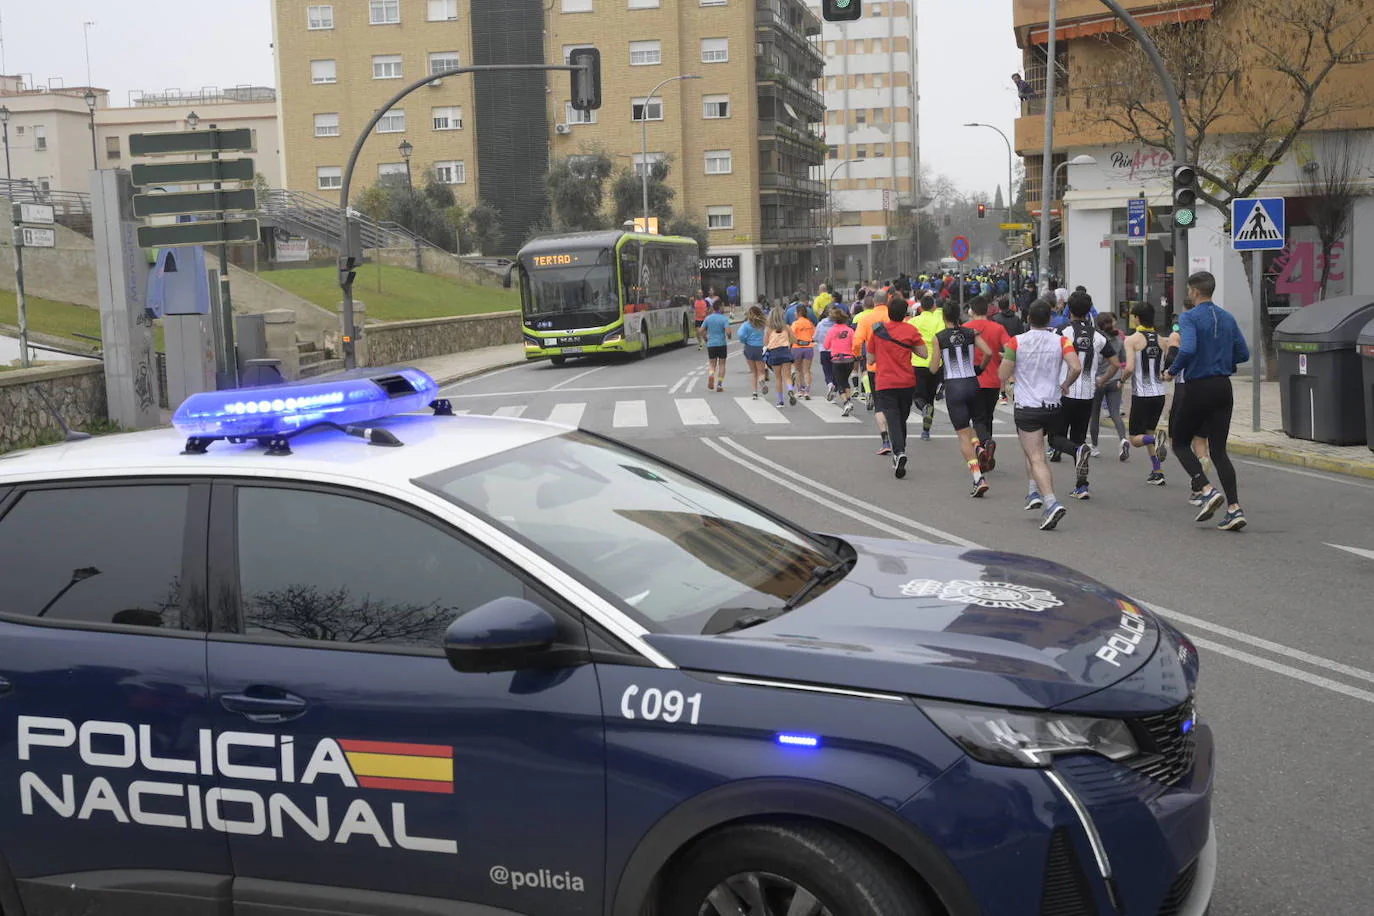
[502,266,514,289]
[443,597,559,673]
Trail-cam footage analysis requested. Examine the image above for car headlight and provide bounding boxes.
[919,700,1139,768]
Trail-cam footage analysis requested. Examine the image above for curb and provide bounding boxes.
[431,358,526,388]
[1229,440,1374,481]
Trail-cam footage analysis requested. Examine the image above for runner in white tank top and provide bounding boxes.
[1121,302,1172,485]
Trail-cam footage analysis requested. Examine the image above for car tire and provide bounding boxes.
[639,322,650,359]
[659,822,930,916]
[550,356,567,366]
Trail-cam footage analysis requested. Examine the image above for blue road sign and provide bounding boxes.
[1127,198,1147,246]
[951,236,969,261]
[1232,197,1286,251]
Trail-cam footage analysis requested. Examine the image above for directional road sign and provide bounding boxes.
[131,158,256,187]
[137,218,259,249]
[13,226,56,248]
[14,202,54,225]
[130,128,255,158]
[1232,197,1286,251]
[951,236,970,261]
[133,188,257,219]
[999,222,1033,231]
[1127,198,1148,247]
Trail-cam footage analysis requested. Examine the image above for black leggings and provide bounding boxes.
[972,387,1000,444]
[1062,397,1094,447]
[1171,375,1239,504]
[876,387,914,456]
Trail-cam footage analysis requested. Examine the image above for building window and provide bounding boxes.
[701,38,729,63]
[632,152,665,177]
[376,109,406,133]
[565,103,597,124]
[435,160,466,184]
[428,0,458,20]
[369,0,401,24]
[628,0,660,7]
[700,0,727,5]
[429,51,460,75]
[631,97,663,121]
[704,150,732,174]
[630,40,662,66]
[104,136,121,160]
[379,162,408,178]
[432,106,463,130]
[310,59,337,84]
[33,126,46,151]
[314,113,340,137]
[373,55,404,79]
[702,94,729,118]
[855,110,866,125]
[707,206,734,229]
[828,145,839,159]
[856,146,867,159]
[307,4,334,29]
[317,166,342,189]
[562,0,593,10]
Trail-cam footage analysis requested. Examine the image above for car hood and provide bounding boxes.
[645,537,1172,711]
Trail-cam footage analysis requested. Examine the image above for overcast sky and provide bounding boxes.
[2,0,1018,196]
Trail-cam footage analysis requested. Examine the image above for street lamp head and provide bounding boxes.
[84,90,97,111]
[399,139,413,159]
[1069,154,1098,166]
[0,106,9,125]
[185,111,200,130]
[962,122,981,127]
[681,74,704,81]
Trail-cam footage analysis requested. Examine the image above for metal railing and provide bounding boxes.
[258,188,446,255]
[760,172,826,195]
[0,179,94,236]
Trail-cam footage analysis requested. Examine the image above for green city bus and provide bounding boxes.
[517,230,700,363]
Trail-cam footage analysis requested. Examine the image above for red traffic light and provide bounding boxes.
[977,204,987,219]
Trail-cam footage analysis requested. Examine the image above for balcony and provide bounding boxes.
[756,2,825,69]
[760,171,825,196]
[762,222,826,244]
[757,120,828,161]
[756,61,825,114]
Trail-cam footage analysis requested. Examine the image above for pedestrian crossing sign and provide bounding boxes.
[1231,197,1286,251]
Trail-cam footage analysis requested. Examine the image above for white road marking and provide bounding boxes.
[492,405,526,418]
[684,376,700,394]
[676,399,719,426]
[546,403,586,427]
[707,435,1374,701]
[735,396,790,425]
[548,367,602,391]
[797,398,861,424]
[668,377,688,395]
[1327,543,1374,561]
[440,363,524,392]
[449,385,667,400]
[765,434,964,441]
[614,400,648,428]
[1235,459,1374,491]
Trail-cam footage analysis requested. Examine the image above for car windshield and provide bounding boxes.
[416,432,838,634]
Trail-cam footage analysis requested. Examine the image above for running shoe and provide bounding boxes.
[970,477,989,498]
[1048,448,1062,462]
[1119,438,1131,462]
[804,392,812,401]
[1089,444,1102,458]
[1070,484,1091,500]
[707,378,715,391]
[717,383,725,392]
[894,453,909,480]
[1074,444,1092,477]
[1194,489,1225,522]
[1188,490,1206,506]
[1040,501,1067,531]
[840,400,855,417]
[752,392,759,400]
[877,444,893,456]
[762,381,769,395]
[1157,441,1168,463]
[922,403,936,429]
[984,440,997,472]
[920,429,931,441]
[866,395,875,412]
[975,444,990,473]
[1025,491,1044,511]
[788,389,798,406]
[1217,508,1247,531]
[1146,471,1167,486]
[826,383,836,402]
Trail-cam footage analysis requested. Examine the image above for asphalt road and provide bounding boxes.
[444,340,1374,916]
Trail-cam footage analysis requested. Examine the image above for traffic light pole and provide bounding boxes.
[336,63,582,369]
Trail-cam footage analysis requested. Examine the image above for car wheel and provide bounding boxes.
[659,823,929,916]
[639,322,650,358]
[550,356,567,366]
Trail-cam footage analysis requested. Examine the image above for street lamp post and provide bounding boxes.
[0,105,27,368]
[1041,153,1097,289]
[825,158,855,286]
[398,139,422,271]
[84,90,98,170]
[640,74,701,232]
[963,122,1015,269]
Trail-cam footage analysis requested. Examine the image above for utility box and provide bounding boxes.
[1273,296,1374,445]
[1359,317,1374,454]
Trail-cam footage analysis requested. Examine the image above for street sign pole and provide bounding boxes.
[1231,196,1286,434]
[12,230,28,368]
[210,132,238,388]
[1252,250,1262,432]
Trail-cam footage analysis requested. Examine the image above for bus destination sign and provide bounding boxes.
[530,252,585,268]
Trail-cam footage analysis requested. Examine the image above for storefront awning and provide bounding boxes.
[1029,1,1213,45]
[996,238,1061,266]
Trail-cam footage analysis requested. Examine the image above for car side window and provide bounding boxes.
[0,485,191,629]
[234,486,535,649]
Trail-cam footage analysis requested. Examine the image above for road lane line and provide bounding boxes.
[1234,459,1374,491]
[614,400,648,428]
[492,406,526,418]
[668,377,688,395]
[676,399,719,426]
[449,385,667,399]
[798,398,861,424]
[548,367,601,391]
[439,363,525,392]
[735,397,789,425]
[764,434,964,441]
[685,376,700,394]
[1191,637,1374,706]
[546,403,586,427]
[1327,543,1374,562]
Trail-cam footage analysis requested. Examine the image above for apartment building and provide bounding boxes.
[1014,0,1374,342]
[808,0,919,284]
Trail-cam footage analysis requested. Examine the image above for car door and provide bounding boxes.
[0,480,231,915]
[205,481,606,916]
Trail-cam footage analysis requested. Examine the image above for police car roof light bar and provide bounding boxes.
[173,367,442,451]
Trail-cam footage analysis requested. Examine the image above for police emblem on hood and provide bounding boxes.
[899,579,1064,612]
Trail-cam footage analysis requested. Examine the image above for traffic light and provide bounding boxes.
[569,47,602,112]
[977,204,987,220]
[1173,164,1198,230]
[822,0,862,22]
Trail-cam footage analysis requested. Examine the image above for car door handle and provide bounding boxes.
[0,676,11,696]
[220,690,309,724]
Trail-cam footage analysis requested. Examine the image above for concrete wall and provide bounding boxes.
[0,363,108,453]
[371,247,506,287]
[0,211,101,306]
[363,311,519,366]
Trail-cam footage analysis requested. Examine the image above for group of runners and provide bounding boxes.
[697,270,1251,533]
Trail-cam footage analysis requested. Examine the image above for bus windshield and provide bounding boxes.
[521,248,619,323]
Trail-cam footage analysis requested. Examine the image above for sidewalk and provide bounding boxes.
[1203,376,1374,480]
[409,344,525,387]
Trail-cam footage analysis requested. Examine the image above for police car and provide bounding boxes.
[0,367,1214,916]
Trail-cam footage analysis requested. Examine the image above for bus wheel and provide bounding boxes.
[680,316,691,347]
[638,323,650,359]
[550,356,567,366]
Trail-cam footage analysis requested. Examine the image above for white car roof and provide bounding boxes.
[0,413,569,487]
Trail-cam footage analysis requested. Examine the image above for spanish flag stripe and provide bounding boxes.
[345,751,453,782]
[337,739,451,758]
[357,776,455,795]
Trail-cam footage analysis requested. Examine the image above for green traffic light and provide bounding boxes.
[1175,208,1196,227]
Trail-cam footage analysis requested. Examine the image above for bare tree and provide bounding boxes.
[1297,132,1366,298]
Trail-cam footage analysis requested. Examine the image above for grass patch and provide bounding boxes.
[260,264,518,322]
[0,290,103,347]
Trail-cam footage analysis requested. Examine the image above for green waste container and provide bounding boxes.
[1273,296,1374,445]
[1359,318,1374,454]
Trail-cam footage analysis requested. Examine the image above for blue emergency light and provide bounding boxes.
[173,367,442,442]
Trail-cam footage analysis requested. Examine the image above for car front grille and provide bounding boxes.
[1156,859,1199,915]
[1123,698,1196,787]
[1040,827,1096,915]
